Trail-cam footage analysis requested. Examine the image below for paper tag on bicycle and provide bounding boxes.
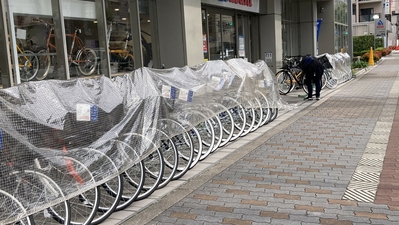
[161,85,176,99]
[178,89,194,102]
[16,29,27,40]
[90,105,98,122]
[258,80,267,88]
[209,76,224,90]
[76,104,90,121]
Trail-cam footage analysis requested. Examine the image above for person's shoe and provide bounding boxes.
[316,97,320,100]
[304,97,313,101]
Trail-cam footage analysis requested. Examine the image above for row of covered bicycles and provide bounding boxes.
[0,59,290,225]
[0,53,351,225]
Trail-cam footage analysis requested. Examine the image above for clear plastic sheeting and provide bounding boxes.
[317,52,352,86]
[0,59,292,224]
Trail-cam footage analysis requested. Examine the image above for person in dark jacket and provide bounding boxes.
[301,55,324,100]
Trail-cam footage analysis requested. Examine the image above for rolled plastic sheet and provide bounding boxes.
[0,59,293,223]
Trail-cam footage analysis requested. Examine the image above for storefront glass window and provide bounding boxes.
[106,0,135,74]
[221,14,235,60]
[206,12,236,61]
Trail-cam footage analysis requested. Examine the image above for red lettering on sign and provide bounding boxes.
[228,0,252,6]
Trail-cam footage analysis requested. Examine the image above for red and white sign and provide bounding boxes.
[201,0,260,13]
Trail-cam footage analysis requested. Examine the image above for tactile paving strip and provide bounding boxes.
[343,78,399,203]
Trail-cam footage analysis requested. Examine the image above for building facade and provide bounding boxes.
[352,0,399,47]
[0,0,352,88]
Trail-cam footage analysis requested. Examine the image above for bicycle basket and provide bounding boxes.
[318,55,333,69]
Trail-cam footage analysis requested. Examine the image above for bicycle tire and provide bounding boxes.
[241,101,256,136]
[189,111,215,161]
[35,49,51,80]
[221,97,246,141]
[15,170,71,225]
[157,133,178,189]
[76,47,97,76]
[160,119,194,180]
[249,97,263,132]
[210,103,234,147]
[0,189,32,225]
[270,108,279,122]
[67,188,100,225]
[325,69,338,89]
[125,54,134,71]
[255,90,271,126]
[90,175,123,225]
[188,127,202,168]
[115,161,145,211]
[19,50,39,82]
[275,70,293,95]
[45,156,100,225]
[205,115,222,153]
[135,148,164,201]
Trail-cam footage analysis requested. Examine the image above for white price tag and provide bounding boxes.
[76,104,91,121]
[178,88,194,102]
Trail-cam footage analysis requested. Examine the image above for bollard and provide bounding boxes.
[368,47,374,66]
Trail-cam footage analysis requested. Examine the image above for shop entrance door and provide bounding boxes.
[206,11,236,61]
[202,8,257,63]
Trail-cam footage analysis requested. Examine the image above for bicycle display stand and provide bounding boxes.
[0,58,296,225]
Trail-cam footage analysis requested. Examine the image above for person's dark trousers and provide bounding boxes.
[305,73,321,98]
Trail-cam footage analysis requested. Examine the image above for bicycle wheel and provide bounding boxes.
[325,69,338,89]
[249,97,263,132]
[205,115,222,153]
[210,103,234,147]
[160,119,194,180]
[321,72,327,89]
[90,175,123,225]
[255,90,271,126]
[275,70,293,95]
[156,130,178,189]
[241,101,256,136]
[76,47,97,76]
[125,54,134,71]
[36,49,51,80]
[115,161,145,211]
[19,50,39,82]
[221,97,246,141]
[135,148,164,201]
[0,189,32,225]
[189,111,214,161]
[14,170,71,225]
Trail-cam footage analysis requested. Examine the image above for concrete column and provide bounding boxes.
[299,0,317,56]
[155,0,202,68]
[259,0,282,73]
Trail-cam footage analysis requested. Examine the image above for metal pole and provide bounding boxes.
[128,0,143,69]
[0,0,13,87]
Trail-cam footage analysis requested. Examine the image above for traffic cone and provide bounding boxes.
[368,47,374,66]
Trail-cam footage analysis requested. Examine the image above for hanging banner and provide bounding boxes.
[316,19,322,55]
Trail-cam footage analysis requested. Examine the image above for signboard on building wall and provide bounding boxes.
[201,0,260,13]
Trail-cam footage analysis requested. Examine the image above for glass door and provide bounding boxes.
[205,10,236,61]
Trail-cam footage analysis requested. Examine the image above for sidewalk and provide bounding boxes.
[108,51,399,225]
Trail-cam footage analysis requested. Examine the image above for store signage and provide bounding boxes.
[374,18,386,37]
[201,0,260,13]
[218,0,253,7]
